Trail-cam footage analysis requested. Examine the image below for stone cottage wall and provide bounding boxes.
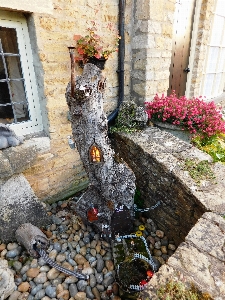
[0,0,219,203]
[128,0,176,105]
[112,127,225,246]
[0,0,120,202]
[23,0,120,202]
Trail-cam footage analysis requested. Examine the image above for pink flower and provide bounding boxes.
[145,91,225,139]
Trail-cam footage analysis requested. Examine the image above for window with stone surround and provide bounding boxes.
[201,0,225,99]
[0,11,43,136]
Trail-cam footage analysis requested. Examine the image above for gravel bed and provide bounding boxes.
[0,196,177,300]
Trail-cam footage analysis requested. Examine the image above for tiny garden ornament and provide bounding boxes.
[0,124,23,149]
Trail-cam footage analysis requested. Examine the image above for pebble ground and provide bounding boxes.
[1,196,177,300]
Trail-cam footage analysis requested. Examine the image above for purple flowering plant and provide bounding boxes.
[145,91,225,139]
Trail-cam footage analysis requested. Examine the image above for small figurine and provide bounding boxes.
[87,204,99,222]
[147,270,154,279]
[115,233,121,242]
[139,279,147,286]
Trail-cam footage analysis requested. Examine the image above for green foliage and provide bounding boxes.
[192,134,225,163]
[183,159,216,185]
[110,102,142,133]
[157,279,213,300]
[134,188,144,208]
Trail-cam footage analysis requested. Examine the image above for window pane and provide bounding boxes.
[0,27,19,54]
[0,104,14,122]
[213,73,222,96]
[10,80,27,106]
[0,55,6,80]
[217,48,225,72]
[0,80,13,122]
[0,26,30,123]
[216,0,225,17]
[5,55,23,79]
[210,15,224,45]
[13,102,29,122]
[206,46,219,73]
[203,74,214,98]
[0,81,10,104]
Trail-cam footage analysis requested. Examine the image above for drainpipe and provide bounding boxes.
[107,0,125,126]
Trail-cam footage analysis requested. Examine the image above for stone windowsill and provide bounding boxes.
[0,136,50,180]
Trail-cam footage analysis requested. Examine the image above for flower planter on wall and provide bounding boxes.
[153,121,191,143]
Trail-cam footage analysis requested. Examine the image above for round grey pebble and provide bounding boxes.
[27,295,34,300]
[50,224,57,231]
[88,256,96,264]
[102,252,112,261]
[61,243,68,252]
[89,274,96,288]
[83,236,90,244]
[96,258,104,272]
[31,284,43,296]
[69,283,78,297]
[95,272,103,284]
[79,240,85,247]
[6,248,21,258]
[102,275,114,287]
[53,242,61,252]
[40,266,50,272]
[76,244,81,253]
[34,289,45,299]
[51,215,62,225]
[86,285,95,299]
[34,272,47,284]
[38,257,47,266]
[77,279,88,292]
[13,261,22,271]
[22,273,27,281]
[96,284,105,292]
[46,285,57,298]
[68,258,76,266]
[61,233,69,239]
[155,241,161,249]
[14,276,22,286]
[161,237,169,246]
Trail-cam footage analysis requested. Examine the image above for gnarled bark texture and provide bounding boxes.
[66,63,136,237]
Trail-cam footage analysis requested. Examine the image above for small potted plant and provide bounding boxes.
[73,21,120,69]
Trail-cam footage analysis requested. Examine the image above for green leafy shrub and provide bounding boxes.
[157,279,213,300]
[111,102,141,133]
[192,134,225,163]
[183,159,216,185]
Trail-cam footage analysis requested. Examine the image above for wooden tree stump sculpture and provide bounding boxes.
[66,63,136,237]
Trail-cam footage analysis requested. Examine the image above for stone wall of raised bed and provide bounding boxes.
[140,212,225,300]
[112,126,225,246]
